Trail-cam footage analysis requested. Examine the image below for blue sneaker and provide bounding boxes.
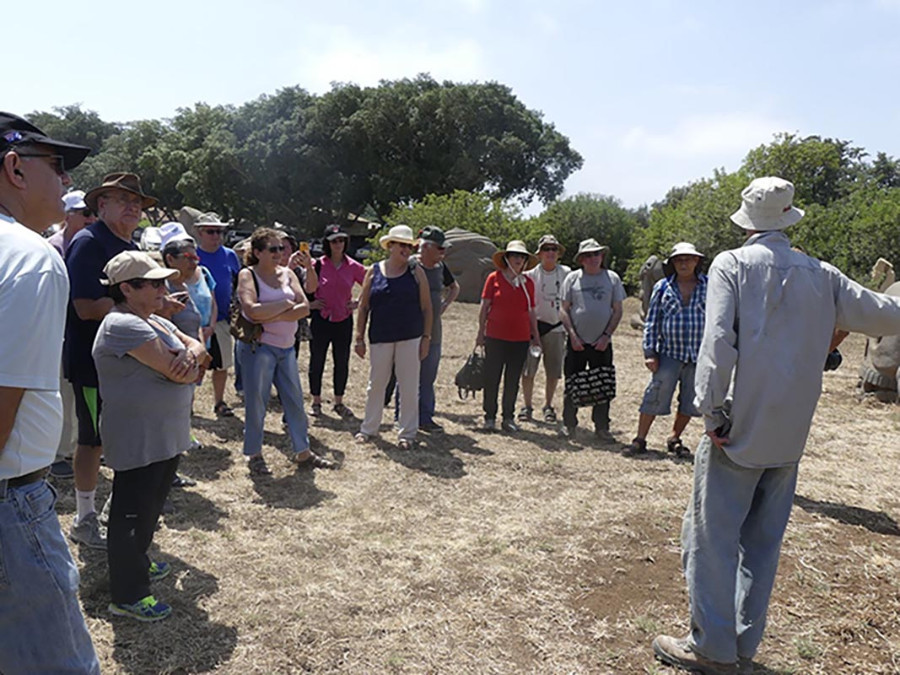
[108,595,171,622]
[148,561,171,582]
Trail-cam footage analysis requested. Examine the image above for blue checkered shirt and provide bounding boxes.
[642,274,707,363]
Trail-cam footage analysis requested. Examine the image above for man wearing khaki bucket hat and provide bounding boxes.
[653,177,900,675]
[559,238,625,440]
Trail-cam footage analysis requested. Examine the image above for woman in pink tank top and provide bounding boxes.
[235,228,338,476]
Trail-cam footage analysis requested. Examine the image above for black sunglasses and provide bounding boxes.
[541,246,559,252]
[17,153,66,176]
[266,245,285,253]
[75,208,93,218]
[126,278,167,289]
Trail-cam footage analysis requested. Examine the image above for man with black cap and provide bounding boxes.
[411,226,459,431]
[65,172,162,550]
[0,112,99,673]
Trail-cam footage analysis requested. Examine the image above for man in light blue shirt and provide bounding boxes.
[654,177,900,675]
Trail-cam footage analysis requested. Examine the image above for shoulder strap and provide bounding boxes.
[315,258,322,276]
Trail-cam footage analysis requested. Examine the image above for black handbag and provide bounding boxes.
[564,365,616,406]
[455,349,486,399]
[229,270,263,345]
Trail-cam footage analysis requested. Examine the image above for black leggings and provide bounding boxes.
[108,455,179,604]
[482,337,529,422]
[308,312,353,398]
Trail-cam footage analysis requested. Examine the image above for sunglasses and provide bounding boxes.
[199,228,223,235]
[78,208,94,217]
[507,252,528,259]
[540,246,559,252]
[266,245,285,253]
[583,251,603,258]
[394,242,413,250]
[126,278,167,289]
[17,153,67,176]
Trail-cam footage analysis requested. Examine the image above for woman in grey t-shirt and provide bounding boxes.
[92,252,209,623]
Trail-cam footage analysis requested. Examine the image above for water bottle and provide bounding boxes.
[529,344,542,359]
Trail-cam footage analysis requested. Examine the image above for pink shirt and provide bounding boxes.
[315,255,366,322]
[255,269,298,349]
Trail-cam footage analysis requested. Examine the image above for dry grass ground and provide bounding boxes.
[54,297,900,674]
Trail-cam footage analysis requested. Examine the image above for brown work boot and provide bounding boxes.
[652,635,736,675]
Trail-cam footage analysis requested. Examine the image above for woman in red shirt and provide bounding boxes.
[476,241,541,432]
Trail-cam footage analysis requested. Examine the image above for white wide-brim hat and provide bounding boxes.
[730,176,805,231]
[158,222,195,251]
[665,242,705,264]
[380,224,417,250]
[491,240,538,270]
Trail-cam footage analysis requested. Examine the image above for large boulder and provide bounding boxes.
[443,228,498,303]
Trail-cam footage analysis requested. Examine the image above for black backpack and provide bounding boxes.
[455,349,486,399]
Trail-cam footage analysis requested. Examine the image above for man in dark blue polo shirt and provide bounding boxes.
[64,173,157,550]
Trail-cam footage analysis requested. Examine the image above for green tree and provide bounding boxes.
[534,193,638,278]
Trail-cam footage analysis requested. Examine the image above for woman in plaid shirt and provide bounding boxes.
[626,242,707,457]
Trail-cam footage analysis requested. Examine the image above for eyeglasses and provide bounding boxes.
[507,252,528,259]
[199,228,223,236]
[540,246,559,253]
[583,251,603,258]
[103,192,143,208]
[266,245,285,253]
[395,242,413,250]
[17,153,67,176]
[74,208,94,218]
[126,278,166,289]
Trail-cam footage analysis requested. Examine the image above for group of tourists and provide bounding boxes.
[8,110,900,674]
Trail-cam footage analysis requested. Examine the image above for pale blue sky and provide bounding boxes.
[12,0,900,208]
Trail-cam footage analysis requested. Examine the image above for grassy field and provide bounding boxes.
[56,297,900,674]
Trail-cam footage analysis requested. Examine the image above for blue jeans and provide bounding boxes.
[418,340,441,425]
[239,342,309,457]
[0,479,99,674]
[682,437,798,663]
[639,355,699,417]
[233,340,243,393]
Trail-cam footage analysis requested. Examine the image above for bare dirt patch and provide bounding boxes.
[55,297,900,673]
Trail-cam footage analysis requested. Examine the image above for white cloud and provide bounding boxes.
[292,26,486,93]
[621,112,790,157]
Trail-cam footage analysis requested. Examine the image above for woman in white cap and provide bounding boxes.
[476,241,541,432]
[92,251,210,622]
[354,224,432,450]
[627,242,707,457]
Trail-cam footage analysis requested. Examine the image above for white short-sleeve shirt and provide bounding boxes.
[0,214,68,479]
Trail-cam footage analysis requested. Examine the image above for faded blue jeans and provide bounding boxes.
[239,342,309,457]
[418,340,441,426]
[681,436,798,663]
[0,479,99,674]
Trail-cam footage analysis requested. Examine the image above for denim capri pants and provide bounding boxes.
[639,355,699,416]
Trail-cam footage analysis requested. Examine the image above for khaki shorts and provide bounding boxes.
[524,330,565,379]
[210,320,235,371]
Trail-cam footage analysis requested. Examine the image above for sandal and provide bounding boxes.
[333,403,354,419]
[310,402,322,417]
[542,406,558,424]
[295,452,337,470]
[354,432,371,443]
[667,437,691,458]
[625,437,647,456]
[171,474,197,488]
[247,454,271,475]
[397,439,413,451]
[214,401,235,417]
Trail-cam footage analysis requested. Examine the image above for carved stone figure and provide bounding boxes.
[629,254,667,329]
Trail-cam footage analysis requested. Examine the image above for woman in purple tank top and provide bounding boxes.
[235,228,338,476]
[353,225,432,450]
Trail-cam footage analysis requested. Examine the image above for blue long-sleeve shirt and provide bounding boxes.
[642,274,707,363]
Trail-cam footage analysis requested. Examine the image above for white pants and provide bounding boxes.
[56,370,77,460]
[360,338,421,441]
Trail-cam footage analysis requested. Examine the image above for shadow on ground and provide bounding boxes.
[794,494,900,535]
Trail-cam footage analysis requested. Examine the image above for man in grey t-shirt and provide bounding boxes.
[559,238,626,440]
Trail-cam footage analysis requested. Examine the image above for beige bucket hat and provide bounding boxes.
[492,240,538,270]
[730,177,804,231]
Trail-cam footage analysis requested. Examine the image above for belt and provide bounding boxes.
[2,467,49,489]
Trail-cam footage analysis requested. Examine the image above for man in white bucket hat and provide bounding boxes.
[653,177,900,674]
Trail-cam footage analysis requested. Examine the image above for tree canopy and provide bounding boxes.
[28,76,582,231]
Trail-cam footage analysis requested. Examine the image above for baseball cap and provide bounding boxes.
[0,112,91,171]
